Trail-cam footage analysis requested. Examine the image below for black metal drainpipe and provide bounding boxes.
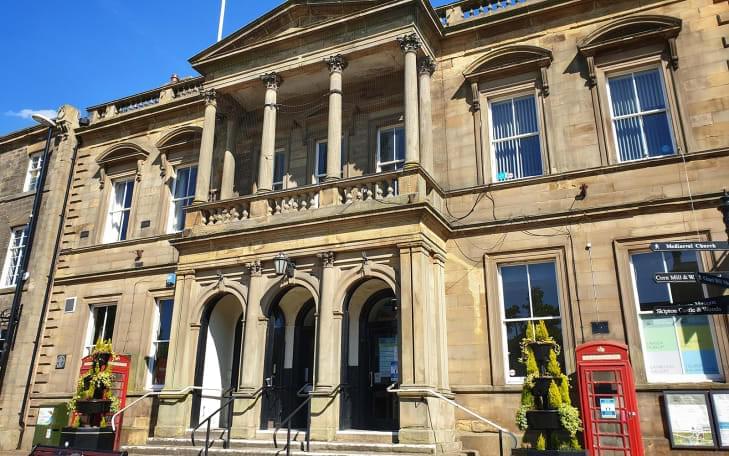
[15,133,79,448]
[0,125,55,394]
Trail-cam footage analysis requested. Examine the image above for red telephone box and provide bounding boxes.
[576,342,643,456]
[77,353,131,450]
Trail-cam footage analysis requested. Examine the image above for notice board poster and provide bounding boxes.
[664,392,716,449]
[710,392,729,449]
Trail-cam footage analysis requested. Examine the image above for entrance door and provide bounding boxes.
[261,308,286,429]
[580,365,643,455]
[360,292,399,431]
[291,302,315,428]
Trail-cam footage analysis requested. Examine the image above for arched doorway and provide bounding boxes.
[192,293,244,428]
[260,286,316,429]
[340,279,399,431]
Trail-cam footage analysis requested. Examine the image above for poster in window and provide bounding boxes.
[664,392,716,449]
[710,392,729,449]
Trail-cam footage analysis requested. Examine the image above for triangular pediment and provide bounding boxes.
[190,0,392,66]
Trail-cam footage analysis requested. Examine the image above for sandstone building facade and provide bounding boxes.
[4,0,729,454]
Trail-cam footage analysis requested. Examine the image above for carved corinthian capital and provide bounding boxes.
[317,251,335,268]
[418,56,436,75]
[261,72,283,90]
[245,259,262,276]
[324,54,348,73]
[397,33,421,53]
[202,89,217,106]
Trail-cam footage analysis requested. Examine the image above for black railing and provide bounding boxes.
[191,386,236,456]
[273,383,313,456]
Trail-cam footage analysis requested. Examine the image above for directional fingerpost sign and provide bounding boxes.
[653,272,696,283]
[696,272,729,289]
[651,295,729,316]
[650,241,729,252]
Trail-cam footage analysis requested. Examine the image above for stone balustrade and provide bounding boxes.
[184,167,445,232]
[438,0,529,26]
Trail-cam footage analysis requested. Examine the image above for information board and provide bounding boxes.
[710,392,729,449]
[664,392,717,449]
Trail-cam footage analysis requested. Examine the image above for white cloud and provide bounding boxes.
[4,109,57,120]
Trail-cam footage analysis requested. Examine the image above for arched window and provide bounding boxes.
[577,15,685,164]
[464,46,553,184]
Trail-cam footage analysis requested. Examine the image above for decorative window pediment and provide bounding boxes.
[578,15,682,84]
[464,45,553,98]
[96,142,150,188]
[155,126,202,180]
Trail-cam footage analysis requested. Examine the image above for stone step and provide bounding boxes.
[123,445,434,456]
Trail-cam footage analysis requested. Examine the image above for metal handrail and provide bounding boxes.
[386,385,518,455]
[273,383,313,456]
[191,386,237,455]
[111,386,221,432]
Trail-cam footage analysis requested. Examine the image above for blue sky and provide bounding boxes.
[1,0,451,135]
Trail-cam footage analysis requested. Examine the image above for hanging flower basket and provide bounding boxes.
[528,341,555,363]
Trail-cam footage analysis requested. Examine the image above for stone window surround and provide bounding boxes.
[483,246,577,387]
[23,151,43,193]
[369,113,405,174]
[96,173,138,245]
[613,233,728,387]
[479,83,550,184]
[309,133,349,184]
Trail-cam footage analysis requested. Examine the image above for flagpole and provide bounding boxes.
[217,0,226,42]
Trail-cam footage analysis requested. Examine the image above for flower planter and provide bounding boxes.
[513,449,587,455]
[60,426,115,451]
[528,341,555,363]
[75,399,111,415]
[532,376,558,397]
[95,352,112,367]
[526,410,562,430]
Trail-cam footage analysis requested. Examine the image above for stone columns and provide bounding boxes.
[310,251,340,440]
[232,260,265,438]
[257,73,282,193]
[397,243,457,451]
[194,90,217,203]
[398,34,421,169]
[220,115,237,200]
[324,55,347,180]
[418,57,436,175]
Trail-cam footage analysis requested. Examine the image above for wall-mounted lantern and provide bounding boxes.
[273,252,296,278]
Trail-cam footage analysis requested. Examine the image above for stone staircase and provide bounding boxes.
[122,430,478,456]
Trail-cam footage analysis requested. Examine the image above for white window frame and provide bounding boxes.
[628,251,723,383]
[104,178,135,243]
[1,226,28,288]
[497,260,563,384]
[376,125,405,172]
[167,165,197,233]
[272,149,286,191]
[147,298,174,390]
[605,65,677,163]
[83,304,116,356]
[24,153,43,192]
[487,92,543,182]
[313,140,328,184]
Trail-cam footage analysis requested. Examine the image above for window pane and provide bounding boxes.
[632,252,670,309]
[642,113,673,157]
[664,251,701,304]
[113,182,126,210]
[171,200,184,232]
[494,139,517,182]
[379,130,395,163]
[677,316,719,375]
[316,143,327,176]
[491,100,514,140]
[92,307,107,344]
[608,75,637,117]
[174,168,190,199]
[103,306,116,340]
[119,211,130,241]
[158,300,174,341]
[634,70,665,111]
[501,265,530,319]
[152,341,169,385]
[187,167,198,197]
[505,321,527,378]
[641,316,682,376]
[614,116,644,162]
[529,262,560,318]
[395,128,405,162]
[123,181,135,208]
[514,96,538,135]
[518,136,542,179]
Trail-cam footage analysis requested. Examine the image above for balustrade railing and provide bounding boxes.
[200,201,250,225]
[269,188,320,215]
[340,174,399,203]
[438,0,529,25]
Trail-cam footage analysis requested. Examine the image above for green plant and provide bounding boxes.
[536,433,546,451]
[558,403,584,440]
[559,374,571,406]
[93,339,113,354]
[548,380,562,409]
[547,349,561,377]
[524,347,538,376]
[535,321,550,341]
[67,340,119,426]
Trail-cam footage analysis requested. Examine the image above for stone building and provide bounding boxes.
[0,107,79,449]
[9,0,729,454]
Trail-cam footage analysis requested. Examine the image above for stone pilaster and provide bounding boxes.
[418,57,436,175]
[398,34,421,169]
[324,55,346,180]
[220,115,237,200]
[194,90,217,203]
[257,73,282,193]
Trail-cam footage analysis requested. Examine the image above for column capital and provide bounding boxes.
[202,89,217,106]
[397,33,421,53]
[317,251,335,268]
[417,56,436,76]
[245,259,262,276]
[324,54,348,73]
[261,72,283,90]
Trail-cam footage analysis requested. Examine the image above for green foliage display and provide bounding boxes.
[524,347,538,377]
[559,403,584,439]
[536,433,546,451]
[548,380,562,409]
[67,339,120,427]
[560,374,571,406]
[535,321,550,341]
[547,349,561,377]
